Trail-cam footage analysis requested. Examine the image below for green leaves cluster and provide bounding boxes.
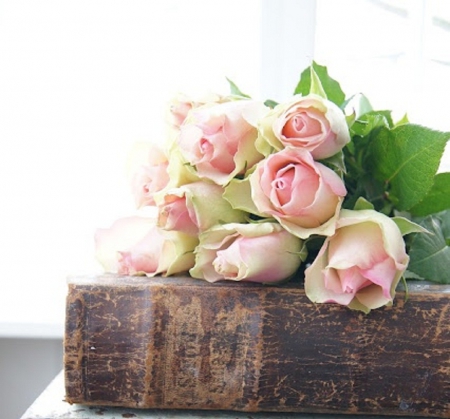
[299,61,450,283]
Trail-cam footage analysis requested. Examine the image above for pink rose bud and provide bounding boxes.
[257,94,350,160]
[177,100,268,185]
[168,95,193,128]
[157,181,246,235]
[95,216,197,277]
[305,209,409,313]
[250,148,346,239]
[129,144,170,208]
[190,222,303,283]
[166,92,227,129]
[157,194,199,236]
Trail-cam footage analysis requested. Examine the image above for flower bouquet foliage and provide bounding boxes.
[96,62,450,313]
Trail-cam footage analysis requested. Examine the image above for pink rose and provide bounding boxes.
[157,181,246,235]
[94,216,197,277]
[168,94,193,129]
[257,94,350,160]
[177,100,267,185]
[157,194,198,236]
[249,148,346,238]
[304,209,409,313]
[167,92,226,129]
[190,222,303,283]
[129,144,170,208]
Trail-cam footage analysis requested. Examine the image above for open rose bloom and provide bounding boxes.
[176,100,268,185]
[305,210,409,313]
[256,94,350,160]
[249,148,346,238]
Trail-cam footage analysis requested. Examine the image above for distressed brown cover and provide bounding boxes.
[64,275,450,417]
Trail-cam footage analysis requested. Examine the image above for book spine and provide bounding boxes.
[65,283,155,407]
[64,278,450,417]
[144,284,264,410]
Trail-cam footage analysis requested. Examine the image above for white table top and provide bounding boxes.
[20,371,432,419]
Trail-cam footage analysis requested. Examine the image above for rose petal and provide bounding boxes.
[327,223,387,270]
[305,246,356,306]
[353,284,392,311]
[360,256,397,299]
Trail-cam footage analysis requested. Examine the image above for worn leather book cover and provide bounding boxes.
[64,275,450,417]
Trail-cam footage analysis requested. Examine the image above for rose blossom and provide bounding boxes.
[95,216,197,277]
[166,92,227,129]
[177,100,268,185]
[249,148,346,238]
[156,181,246,235]
[157,194,198,236]
[127,143,170,208]
[190,222,303,283]
[304,209,409,313]
[256,94,350,160]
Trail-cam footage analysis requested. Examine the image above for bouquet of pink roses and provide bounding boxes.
[95,62,450,313]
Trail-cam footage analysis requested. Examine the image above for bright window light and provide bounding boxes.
[0,0,261,329]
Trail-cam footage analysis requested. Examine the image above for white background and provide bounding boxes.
[0,0,264,335]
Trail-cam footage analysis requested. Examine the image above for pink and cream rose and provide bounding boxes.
[177,100,268,185]
[127,144,170,208]
[256,94,350,160]
[249,148,346,238]
[156,181,246,236]
[190,222,303,283]
[95,216,197,277]
[304,209,409,313]
[166,92,227,129]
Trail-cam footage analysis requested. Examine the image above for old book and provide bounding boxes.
[64,275,450,417]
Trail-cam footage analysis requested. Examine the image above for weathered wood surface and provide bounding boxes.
[64,275,450,417]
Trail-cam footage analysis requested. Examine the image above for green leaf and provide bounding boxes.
[294,61,346,107]
[368,124,450,211]
[264,99,278,109]
[309,66,327,98]
[410,172,450,216]
[400,276,409,302]
[407,212,450,283]
[345,110,357,127]
[404,270,425,280]
[319,151,346,175]
[226,77,251,98]
[298,241,308,262]
[343,93,373,119]
[441,210,450,241]
[350,111,393,137]
[353,197,375,210]
[395,113,409,127]
[392,216,429,235]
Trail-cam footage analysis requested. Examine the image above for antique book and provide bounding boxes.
[64,275,450,417]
